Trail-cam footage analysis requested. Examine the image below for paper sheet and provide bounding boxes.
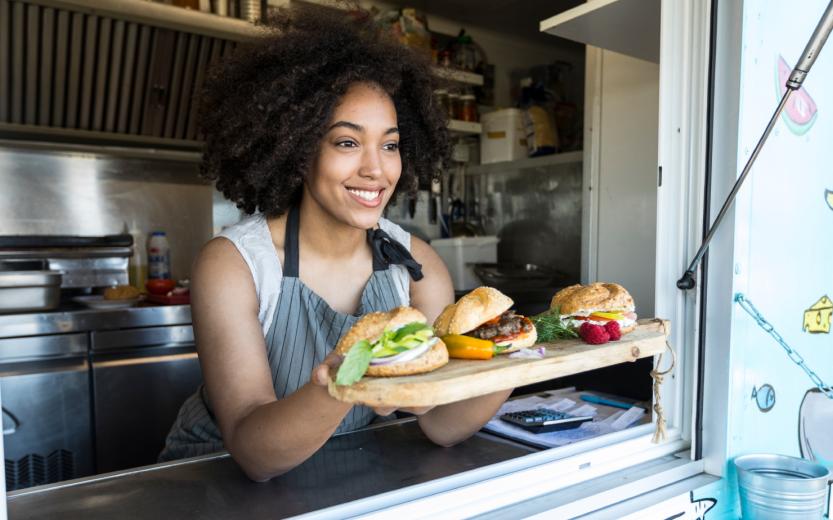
[482,389,647,448]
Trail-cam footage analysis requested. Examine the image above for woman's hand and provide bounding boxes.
[310,352,434,417]
[310,350,344,387]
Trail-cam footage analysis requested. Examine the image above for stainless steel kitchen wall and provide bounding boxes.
[479,161,582,280]
[0,146,212,279]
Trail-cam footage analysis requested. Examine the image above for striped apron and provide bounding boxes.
[159,206,406,461]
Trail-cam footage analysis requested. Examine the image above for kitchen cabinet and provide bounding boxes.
[91,325,202,473]
[540,0,660,64]
[0,334,94,491]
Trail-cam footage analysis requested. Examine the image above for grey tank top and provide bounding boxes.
[159,207,410,461]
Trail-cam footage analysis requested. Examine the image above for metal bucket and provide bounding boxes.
[735,453,830,519]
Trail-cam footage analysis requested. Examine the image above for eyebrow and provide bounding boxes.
[328,121,399,135]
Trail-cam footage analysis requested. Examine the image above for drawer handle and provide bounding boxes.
[3,407,21,435]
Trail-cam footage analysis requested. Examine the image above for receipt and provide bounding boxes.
[610,406,646,430]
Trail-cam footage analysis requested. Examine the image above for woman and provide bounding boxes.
[160,5,511,481]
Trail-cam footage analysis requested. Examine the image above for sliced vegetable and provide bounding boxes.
[336,322,436,385]
[442,334,506,360]
[589,312,624,321]
[335,340,372,386]
[392,322,432,341]
[370,338,436,365]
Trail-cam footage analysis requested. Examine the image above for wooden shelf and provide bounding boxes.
[328,319,669,407]
[447,119,482,135]
[540,0,660,63]
[434,67,484,86]
[466,150,583,176]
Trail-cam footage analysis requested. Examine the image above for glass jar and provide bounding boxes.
[459,94,478,122]
[434,89,450,118]
[448,93,461,120]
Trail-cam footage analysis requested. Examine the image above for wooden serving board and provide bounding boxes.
[327,319,670,408]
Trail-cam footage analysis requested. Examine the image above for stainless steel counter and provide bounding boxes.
[0,305,192,339]
[7,419,538,519]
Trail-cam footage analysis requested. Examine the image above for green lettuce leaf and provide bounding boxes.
[335,339,372,386]
[392,322,432,342]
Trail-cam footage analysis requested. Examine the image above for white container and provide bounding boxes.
[479,108,527,164]
[128,225,147,289]
[147,231,171,280]
[430,236,499,291]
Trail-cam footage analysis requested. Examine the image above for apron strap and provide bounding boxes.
[367,228,424,281]
[285,205,423,281]
[283,205,301,278]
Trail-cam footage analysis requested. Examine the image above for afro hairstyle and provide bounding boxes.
[198,3,452,217]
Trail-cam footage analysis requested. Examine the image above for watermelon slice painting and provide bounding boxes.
[776,55,818,135]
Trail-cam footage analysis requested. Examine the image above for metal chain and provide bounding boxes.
[735,293,833,400]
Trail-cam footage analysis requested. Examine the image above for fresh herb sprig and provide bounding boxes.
[531,307,578,343]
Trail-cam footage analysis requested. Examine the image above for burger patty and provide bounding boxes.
[470,311,533,340]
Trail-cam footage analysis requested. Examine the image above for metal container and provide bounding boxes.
[735,453,830,519]
[0,271,62,313]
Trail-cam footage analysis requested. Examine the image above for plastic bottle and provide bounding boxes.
[127,223,147,289]
[147,231,172,280]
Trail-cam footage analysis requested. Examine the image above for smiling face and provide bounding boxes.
[304,82,402,230]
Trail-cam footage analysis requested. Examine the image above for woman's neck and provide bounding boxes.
[298,193,369,260]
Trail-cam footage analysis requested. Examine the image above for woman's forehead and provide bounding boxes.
[330,83,397,123]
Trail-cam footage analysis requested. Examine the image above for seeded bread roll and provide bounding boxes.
[335,306,448,377]
[550,283,635,316]
[551,283,637,334]
[433,286,536,353]
[433,287,513,337]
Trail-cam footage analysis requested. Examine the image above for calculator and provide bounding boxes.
[500,408,594,433]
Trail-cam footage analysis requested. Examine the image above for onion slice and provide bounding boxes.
[369,338,437,365]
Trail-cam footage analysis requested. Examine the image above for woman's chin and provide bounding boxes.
[346,209,383,230]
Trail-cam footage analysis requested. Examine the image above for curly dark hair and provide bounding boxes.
[198,3,452,217]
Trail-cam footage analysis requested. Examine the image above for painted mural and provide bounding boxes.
[692,0,833,517]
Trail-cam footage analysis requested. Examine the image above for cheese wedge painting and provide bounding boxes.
[803,295,833,334]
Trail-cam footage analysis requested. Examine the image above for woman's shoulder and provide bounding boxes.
[378,217,411,249]
[214,213,282,273]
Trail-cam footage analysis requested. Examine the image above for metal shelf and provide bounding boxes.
[447,119,482,135]
[466,150,583,175]
[539,0,659,64]
[434,67,484,86]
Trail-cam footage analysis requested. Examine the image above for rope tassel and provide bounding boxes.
[651,319,677,443]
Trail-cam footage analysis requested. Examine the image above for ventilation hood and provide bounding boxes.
[0,0,259,150]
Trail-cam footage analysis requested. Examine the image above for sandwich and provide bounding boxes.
[334,306,448,385]
[433,286,537,353]
[550,283,638,334]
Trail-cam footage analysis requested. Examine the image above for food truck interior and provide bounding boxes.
[0,0,700,517]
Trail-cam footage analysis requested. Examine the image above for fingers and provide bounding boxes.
[310,353,343,387]
[372,407,397,416]
[311,364,330,387]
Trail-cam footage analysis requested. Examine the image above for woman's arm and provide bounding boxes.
[408,238,513,447]
[192,238,352,481]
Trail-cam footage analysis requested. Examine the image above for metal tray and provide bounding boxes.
[473,263,570,289]
[0,271,62,313]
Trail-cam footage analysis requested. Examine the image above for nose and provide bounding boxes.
[359,146,383,179]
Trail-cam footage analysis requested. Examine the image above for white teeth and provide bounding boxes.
[347,188,381,201]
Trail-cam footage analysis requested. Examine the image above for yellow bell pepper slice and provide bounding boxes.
[442,334,500,360]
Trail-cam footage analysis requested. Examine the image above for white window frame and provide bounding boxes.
[294,1,715,518]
